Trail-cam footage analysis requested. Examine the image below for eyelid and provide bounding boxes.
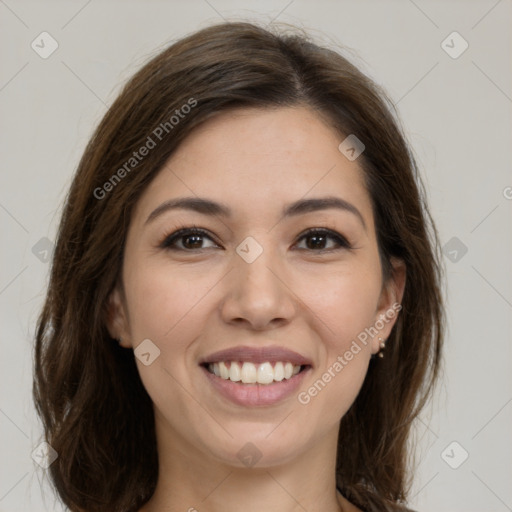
[296,227,351,250]
[158,225,352,252]
[158,225,220,250]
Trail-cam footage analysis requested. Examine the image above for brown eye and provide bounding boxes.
[160,228,219,251]
[295,229,351,251]
[159,227,350,253]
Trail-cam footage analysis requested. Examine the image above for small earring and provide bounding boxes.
[378,337,386,358]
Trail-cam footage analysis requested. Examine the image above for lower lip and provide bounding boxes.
[201,365,311,407]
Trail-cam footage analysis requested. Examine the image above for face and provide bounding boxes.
[107,106,405,468]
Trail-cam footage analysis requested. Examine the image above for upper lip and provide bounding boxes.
[199,345,313,367]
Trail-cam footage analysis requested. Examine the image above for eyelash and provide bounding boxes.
[158,224,352,253]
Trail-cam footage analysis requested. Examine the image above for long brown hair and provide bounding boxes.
[33,21,444,512]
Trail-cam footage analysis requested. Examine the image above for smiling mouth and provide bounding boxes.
[201,361,310,385]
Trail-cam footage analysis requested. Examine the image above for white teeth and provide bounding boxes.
[218,361,229,379]
[273,362,285,381]
[257,362,274,384]
[207,361,303,384]
[284,362,293,379]
[241,362,257,383]
[229,361,241,382]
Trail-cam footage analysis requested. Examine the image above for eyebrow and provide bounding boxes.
[144,195,367,230]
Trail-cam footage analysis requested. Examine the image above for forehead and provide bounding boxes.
[133,106,374,229]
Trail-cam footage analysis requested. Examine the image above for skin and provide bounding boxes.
[106,106,406,512]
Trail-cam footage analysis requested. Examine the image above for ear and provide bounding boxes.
[104,284,132,348]
[371,257,406,354]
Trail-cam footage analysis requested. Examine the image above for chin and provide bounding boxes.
[198,420,317,469]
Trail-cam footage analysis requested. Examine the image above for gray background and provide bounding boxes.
[1,1,511,511]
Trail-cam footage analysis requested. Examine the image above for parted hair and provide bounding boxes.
[33,21,444,512]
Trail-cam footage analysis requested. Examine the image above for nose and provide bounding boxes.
[220,240,297,331]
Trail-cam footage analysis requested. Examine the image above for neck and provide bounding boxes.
[140,413,346,512]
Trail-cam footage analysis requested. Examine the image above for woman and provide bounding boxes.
[33,21,444,512]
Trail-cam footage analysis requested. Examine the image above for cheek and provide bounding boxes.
[123,260,221,399]
[123,264,216,425]
[297,264,382,347]
[293,267,380,420]
[125,261,216,342]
